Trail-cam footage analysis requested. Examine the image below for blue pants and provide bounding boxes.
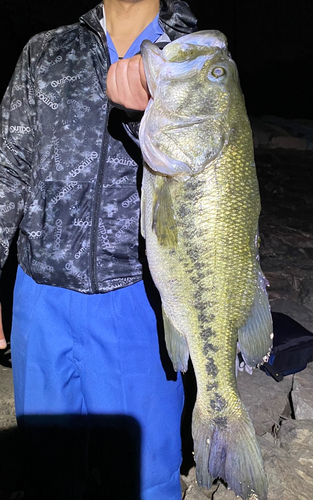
[11,267,184,500]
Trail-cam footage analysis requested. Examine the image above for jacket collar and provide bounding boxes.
[79,2,106,41]
[159,0,198,39]
[80,1,197,40]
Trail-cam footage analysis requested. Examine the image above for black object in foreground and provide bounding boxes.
[261,312,313,381]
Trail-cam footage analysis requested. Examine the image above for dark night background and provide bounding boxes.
[1,0,313,118]
[0,2,312,496]
[0,0,313,339]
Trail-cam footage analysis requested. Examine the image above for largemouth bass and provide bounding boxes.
[139,31,273,500]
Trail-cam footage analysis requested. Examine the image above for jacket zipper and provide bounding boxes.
[90,102,111,293]
[82,19,111,293]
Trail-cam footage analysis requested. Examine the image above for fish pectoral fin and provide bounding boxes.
[152,179,177,247]
[238,270,273,367]
[162,307,189,372]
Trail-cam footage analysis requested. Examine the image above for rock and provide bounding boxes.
[270,136,307,150]
[256,148,313,333]
[250,117,273,148]
[182,467,218,500]
[250,116,313,150]
[237,368,293,435]
[261,431,276,445]
[211,483,237,500]
[278,418,313,450]
[292,363,313,419]
[184,484,215,500]
[261,419,313,500]
[299,279,313,311]
[269,298,313,335]
[181,466,198,489]
[0,364,16,430]
[262,440,313,500]
[214,423,313,500]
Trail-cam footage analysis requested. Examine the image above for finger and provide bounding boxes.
[106,62,118,102]
[107,57,149,110]
[0,304,7,349]
[117,58,133,103]
[107,60,131,106]
[125,57,149,109]
[138,56,149,94]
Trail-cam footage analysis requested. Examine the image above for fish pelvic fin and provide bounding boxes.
[162,307,189,372]
[152,178,177,247]
[192,403,268,500]
[238,270,273,367]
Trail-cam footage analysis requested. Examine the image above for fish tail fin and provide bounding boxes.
[192,402,268,500]
[192,403,213,489]
[219,414,268,500]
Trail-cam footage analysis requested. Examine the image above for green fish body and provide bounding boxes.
[139,31,273,500]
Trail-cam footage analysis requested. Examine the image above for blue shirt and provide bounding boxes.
[106,13,164,64]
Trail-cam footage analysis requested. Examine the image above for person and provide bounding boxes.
[0,0,197,499]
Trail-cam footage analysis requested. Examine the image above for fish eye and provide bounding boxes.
[211,67,226,78]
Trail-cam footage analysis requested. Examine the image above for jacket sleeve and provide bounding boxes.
[122,121,141,148]
[0,37,41,272]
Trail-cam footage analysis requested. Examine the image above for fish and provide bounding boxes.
[139,31,273,500]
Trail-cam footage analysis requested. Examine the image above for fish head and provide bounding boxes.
[139,31,247,177]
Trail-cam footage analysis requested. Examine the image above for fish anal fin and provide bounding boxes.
[192,402,268,500]
[238,271,273,367]
[162,307,189,372]
[152,179,177,247]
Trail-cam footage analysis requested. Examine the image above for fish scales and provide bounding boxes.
[139,31,273,500]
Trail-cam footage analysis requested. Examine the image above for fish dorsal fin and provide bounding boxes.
[152,178,177,247]
[238,270,273,367]
[162,306,189,373]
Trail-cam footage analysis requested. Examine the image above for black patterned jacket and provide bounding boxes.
[0,0,197,293]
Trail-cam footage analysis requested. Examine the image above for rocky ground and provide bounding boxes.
[0,144,313,499]
[181,365,313,500]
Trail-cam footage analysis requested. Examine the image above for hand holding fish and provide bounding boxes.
[0,304,7,349]
[106,54,150,111]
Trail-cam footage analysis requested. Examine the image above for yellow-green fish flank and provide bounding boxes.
[139,31,273,500]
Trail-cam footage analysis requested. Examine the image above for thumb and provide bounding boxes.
[0,304,7,349]
[139,56,149,95]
